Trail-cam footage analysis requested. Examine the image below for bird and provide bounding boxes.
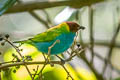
[14,22,85,55]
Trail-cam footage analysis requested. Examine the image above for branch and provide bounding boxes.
[3,38,33,80]
[108,24,120,61]
[16,0,50,29]
[102,22,120,75]
[5,0,105,14]
[0,50,83,70]
[89,6,95,64]
[0,61,60,69]
[83,41,120,48]
[94,53,120,74]
[79,54,105,80]
[0,48,84,70]
[29,11,50,29]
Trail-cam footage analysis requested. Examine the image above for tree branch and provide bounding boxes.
[5,0,105,14]
[0,51,83,70]
[3,38,33,80]
[102,22,120,75]
[29,11,50,29]
[0,61,60,69]
[80,54,105,80]
[89,6,95,64]
[83,41,120,48]
[94,53,120,74]
[0,49,84,70]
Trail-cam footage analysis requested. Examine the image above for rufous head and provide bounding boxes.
[66,21,85,32]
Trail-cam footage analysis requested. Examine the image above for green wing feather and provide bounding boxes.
[29,28,62,42]
[14,23,70,43]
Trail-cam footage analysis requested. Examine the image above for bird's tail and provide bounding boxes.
[13,40,32,44]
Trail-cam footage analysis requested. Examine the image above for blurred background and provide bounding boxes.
[0,0,120,80]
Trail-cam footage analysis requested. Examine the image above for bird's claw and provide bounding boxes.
[49,62,54,67]
[61,59,65,65]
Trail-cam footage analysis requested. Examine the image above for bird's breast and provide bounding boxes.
[34,32,76,54]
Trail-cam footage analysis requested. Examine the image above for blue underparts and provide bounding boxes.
[33,32,76,55]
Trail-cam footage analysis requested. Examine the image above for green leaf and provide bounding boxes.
[0,0,16,16]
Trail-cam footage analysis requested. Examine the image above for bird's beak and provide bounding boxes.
[78,26,85,30]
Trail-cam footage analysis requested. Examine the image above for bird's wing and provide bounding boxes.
[13,28,61,44]
[29,27,63,42]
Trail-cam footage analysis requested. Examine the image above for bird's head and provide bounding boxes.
[66,21,85,32]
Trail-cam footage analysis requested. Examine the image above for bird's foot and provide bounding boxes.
[61,59,65,65]
[45,56,54,67]
[55,55,65,65]
[49,61,54,67]
[47,59,54,67]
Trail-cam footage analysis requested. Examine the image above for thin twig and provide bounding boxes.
[29,11,50,29]
[102,7,120,75]
[89,6,95,64]
[93,52,120,74]
[79,54,105,80]
[42,10,52,25]
[38,63,47,80]
[102,22,120,75]
[76,10,84,46]
[0,61,17,65]
[65,49,84,62]
[93,41,120,48]
[76,40,120,48]
[38,53,48,80]
[61,65,73,80]
[33,65,39,79]
[0,61,59,69]
[3,38,33,80]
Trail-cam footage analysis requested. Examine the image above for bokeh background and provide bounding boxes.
[0,0,120,80]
